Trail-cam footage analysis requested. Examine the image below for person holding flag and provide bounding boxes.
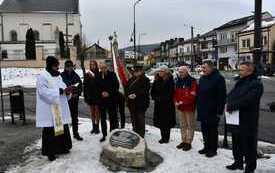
[111,32,129,129]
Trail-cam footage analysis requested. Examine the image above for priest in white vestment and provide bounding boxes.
[36,56,74,161]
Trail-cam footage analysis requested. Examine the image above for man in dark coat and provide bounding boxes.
[61,60,83,141]
[125,65,150,138]
[97,62,120,142]
[151,66,176,144]
[226,62,263,173]
[197,61,226,157]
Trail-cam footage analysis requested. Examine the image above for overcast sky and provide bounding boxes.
[79,0,275,49]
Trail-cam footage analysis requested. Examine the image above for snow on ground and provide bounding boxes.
[2,68,83,88]
[7,118,275,173]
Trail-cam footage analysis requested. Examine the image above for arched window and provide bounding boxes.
[10,30,18,41]
[34,30,40,41]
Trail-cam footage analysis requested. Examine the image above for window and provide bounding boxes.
[242,40,246,48]
[241,39,251,48]
[220,46,227,53]
[247,39,251,48]
[220,32,227,40]
[1,50,8,59]
[34,30,40,41]
[263,36,267,46]
[231,32,236,42]
[187,47,190,53]
[201,43,208,49]
[10,30,18,41]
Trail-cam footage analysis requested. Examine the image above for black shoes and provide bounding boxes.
[244,170,255,173]
[182,143,192,151]
[74,134,83,141]
[48,155,57,161]
[158,139,169,144]
[198,147,208,154]
[100,136,106,142]
[226,163,244,170]
[90,124,100,134]
[176,143,186,149]
[206,151,217,158]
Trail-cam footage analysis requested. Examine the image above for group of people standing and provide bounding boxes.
[150,61,263,173]
[36,56,263,173]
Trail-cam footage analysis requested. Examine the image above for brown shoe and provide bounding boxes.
[182,143,192,151]
[176,142,186,149]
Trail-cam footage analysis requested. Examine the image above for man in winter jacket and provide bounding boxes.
[174,66,198,151]
[125,65,150,138]
[61,60,83,141]
[226,62,263,173]
[197,61,226,157]
[97,62,120,142]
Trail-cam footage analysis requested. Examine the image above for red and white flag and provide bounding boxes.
[111,34,128,93]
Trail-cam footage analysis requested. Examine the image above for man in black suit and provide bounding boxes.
[226,62,264,173]
[197,61,227,158]
[97,62,120,142]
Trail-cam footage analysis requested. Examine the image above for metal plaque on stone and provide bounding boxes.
[110,131,140,149]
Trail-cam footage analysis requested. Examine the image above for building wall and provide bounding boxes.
[1,12,80,42]
[0,12,81,61]
[269,25,275,64]
[238,25,275,64]
[216,25,244,60]
[2,46,77,68]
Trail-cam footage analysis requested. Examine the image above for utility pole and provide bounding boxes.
[0,47,3,122]
[133,0,142,64]
[253,0,263,74]
[0,14,4,122]
[65,12,69,59]
[190,26,194,71]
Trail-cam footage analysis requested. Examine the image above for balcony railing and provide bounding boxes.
[200,47,215,52]
[217,39,236,46]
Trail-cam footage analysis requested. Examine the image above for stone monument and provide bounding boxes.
[100,129,163,172]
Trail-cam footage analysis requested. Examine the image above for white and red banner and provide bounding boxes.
[111,33,128,93]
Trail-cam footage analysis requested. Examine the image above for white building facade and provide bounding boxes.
[0,0,81,61]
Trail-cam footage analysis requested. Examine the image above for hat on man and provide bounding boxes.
[46,56,59,69]
[133,64,144,71]
[64,60,74,67]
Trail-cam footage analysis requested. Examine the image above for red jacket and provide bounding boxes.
[174,76,198,112]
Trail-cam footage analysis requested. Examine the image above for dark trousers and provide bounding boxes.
[130,110,145,138]
[232,132,257,171]
[201,122,219,152]
[117,94,125,128]
[100,104,119,137]
[42,124,72,156]
[160,128,171,142]
[68,97,80,136]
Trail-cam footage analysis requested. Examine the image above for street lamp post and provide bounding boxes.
[133,0,142,63]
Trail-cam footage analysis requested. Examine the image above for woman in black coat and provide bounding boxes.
[83,60,101,134]
[151,68,176,144]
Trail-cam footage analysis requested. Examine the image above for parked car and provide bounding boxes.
[263,64,275,76]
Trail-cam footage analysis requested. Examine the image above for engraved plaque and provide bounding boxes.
[110,131,140,149]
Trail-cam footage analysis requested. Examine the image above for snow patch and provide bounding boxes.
[7,118,275,173]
